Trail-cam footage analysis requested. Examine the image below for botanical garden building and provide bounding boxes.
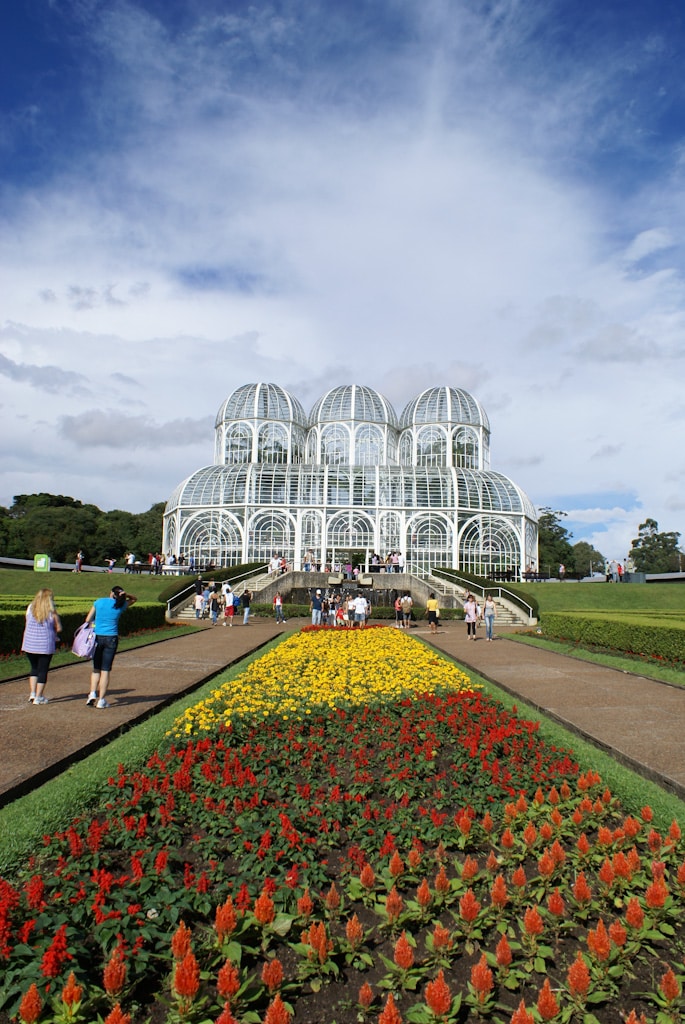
[162,383,538,578]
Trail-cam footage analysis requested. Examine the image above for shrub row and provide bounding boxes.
[0,603,167,656]
[541,612,685,664]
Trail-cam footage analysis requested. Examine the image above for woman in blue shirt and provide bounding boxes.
[84,585,137,709]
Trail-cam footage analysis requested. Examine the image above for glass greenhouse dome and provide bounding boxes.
[163,383,538,577]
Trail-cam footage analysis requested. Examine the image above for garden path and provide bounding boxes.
[1,618,683,808]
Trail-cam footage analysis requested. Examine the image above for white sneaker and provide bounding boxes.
[96,698,110,709]
[33,695,49,705]
[86,691,98,706]
[28,695,35,703]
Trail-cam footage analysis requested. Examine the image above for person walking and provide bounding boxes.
[22,588,62,704]
[273,591,286,623]
[241,588,252,625]
[425,592,440,634]
[310,588,323,626]
[463,593,480,640]
[84,585,137,708]
[400,592,413,629]
[483,594,496,641]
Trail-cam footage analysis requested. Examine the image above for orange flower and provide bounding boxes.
[511,866,526,889]
[567,951,590,998]
[539,822,553,842]
[459,888,481,924]
[624,1013,648,1024]
[576,833,590,856]
[461,855,478,880]
[482,810,495,833]
[103,1003,132,1024]
[496,933,513,968]
[546,888,565,917]
[417,878,432,908]
[490,875,509,910]
[434,865,450,895]
[523,906,544,937]
[407,847,422,870]
[261,958,284,993]
[470,954,493,1001]
[668,819,682,843]
[358,981,374,1008]
[393,932,414,970]
[302,920,331,964]
[431,923,452,951]
[263,992,291,1024]
[215,1006,239,1024]
[345,914,364,950]
[254,888,276,925]
[572,872,592,903]
[425,969,451,1016]
[171,921,192,960]
[598,858,614,887]
[608,920,627,947]
[325,882,340,911]
[217,959,240,1000]
[587,918,611,962]
[103,949,127,998]
[641,805,654,823]
[174,951,200,1001]
[215,897,237,942]
[501,828,515,849]
[645,878,668,909]
[660,967,681,1003]
[522,822,537,847]
[612,851,632,880]
[378,992,403,1024]
[297,888,314,919]
[385,885,404,924]
[486,851,499,872]
[625,897,644,930]
[61,971,83,1008]
[359,863,375,889]
[537,849,554,878]
[18,984,42,1024]
[536,978,559,1021]
[389,851,404,877]
[509,998,534,1024]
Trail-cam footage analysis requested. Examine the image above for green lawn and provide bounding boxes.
[507,579,685,614]
[0,566,179,602]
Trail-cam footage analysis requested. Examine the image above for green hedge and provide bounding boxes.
[541,612,685,665]
[157,562,268,604]
[0,603,167,656]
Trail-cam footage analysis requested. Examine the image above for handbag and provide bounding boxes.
[72,623,96,658]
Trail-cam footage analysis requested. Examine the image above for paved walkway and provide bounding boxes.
[1,619,684,807]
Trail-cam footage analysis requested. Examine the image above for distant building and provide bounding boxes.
[162,383,538,578]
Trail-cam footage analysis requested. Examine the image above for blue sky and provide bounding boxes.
[2,0,685,560]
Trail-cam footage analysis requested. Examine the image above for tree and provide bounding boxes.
[570,540,606,578]
[629,518,683,573]
[536,508,573,574]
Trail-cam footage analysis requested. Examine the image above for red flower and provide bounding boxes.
[218,959,241,1000]
[547,888,565,917]
[324,882,340,911]
[511,866,526,889]
[625,897,645,930]
[215,1005,239,1024]
[302,921,331,964]
[174,951,200,1000]
[417,878,432,908]
[536,978,559,1020]
[297,889,314,919]
[393,932,414,970]
[572,872,592,903]
[425,969,451,1016]
[624,1013,648,1024]
[41,923,72,978]
[18,984,42,1024]
[609,920,627,947]
[61,972,83,1008]
[470,954,493,1001]
[523,906,543,937]
[641,805,653,823]
[215,897,237,943]
[645,878,668,908]
[431,923,452,952]
[261,958,284,992]
[567,951,590,998]
[389,851,404,877]
[359,863,375,889]
[587,918,611,962]
[461,855,478,881]
[490,875,509,910]
[378,992,403,1024]
[496,933,513,968]
[434,865,450,894]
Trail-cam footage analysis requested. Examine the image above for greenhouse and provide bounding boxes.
[162,383,538,578]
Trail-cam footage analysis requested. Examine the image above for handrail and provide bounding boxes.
[166,564,271,617]
[430,569,535,620]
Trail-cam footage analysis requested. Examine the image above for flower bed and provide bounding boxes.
[1,628,684,1024]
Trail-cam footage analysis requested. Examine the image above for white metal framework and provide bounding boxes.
[163,383,538,576]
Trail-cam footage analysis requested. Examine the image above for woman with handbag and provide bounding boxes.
[84,585,137,709]
[22,589,62,704]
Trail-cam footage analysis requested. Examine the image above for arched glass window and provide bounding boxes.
[224,424,253,465]
[181,511,243,567]
[258,423,289,464]
[328,511,374,551]
[453,428,479,468]
[321,425,350,465]
[399,432,413,466]
[249,510,293,563]
[406,513,451,576]
[416,426,446,467]
[355,424,383,466]
[459,516,521,577]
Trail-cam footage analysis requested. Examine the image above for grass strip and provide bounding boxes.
[508,630,685,687]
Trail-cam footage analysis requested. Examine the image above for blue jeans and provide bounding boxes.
[93,635,118,672]
[484,614,494,639]
[312,609,322,626]
[243,607,250,624]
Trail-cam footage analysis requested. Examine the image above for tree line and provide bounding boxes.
[0,493,165,568]
[537,508,684,576]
